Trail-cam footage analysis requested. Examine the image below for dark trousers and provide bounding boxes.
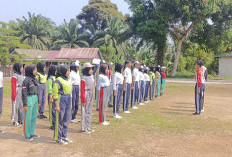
[38,84,46,115]
[113,84,123,114]
[139,81,144,103]
[71,85,79,120]
[195,84,205,114]
[58,95,71,140]
[48,94,56,127]
[144,81,149,101]
[123,83,131,111]
[131,81,139,107]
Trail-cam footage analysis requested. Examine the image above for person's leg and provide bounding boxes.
[62,96,71,139]
[117,85,123,114]
[18,98,23,124]
[152,80,156,99]
[38,84,43,115]
[201,84,205,111]
[126,84,131,111]
[42,84,46,115]
[58,96,65,141]
[123,85,126,112]
[23,96,32,139]
[131,85,134,108]
[160,79,166,95]
[0,88,2,119]
[54,110,59,140]
[99,88,104,123]
[138,81,141,104]
[103,87,109,122]
[113,86,117,115]
[134,82,138,105]
[108,83,113,107]
[12,101,16,122]
[48,95,53,127]
[81,102,86,131]
[30,95,38,136]
[144,82,149,101]
[86,91,93,131]
[52,101,56,127]
[195,84,197,113]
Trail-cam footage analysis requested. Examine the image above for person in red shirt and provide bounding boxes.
[194,60,205,115]
[160,67,167,96]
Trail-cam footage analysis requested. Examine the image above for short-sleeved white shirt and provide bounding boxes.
[123,67,132,84]
[139,71,144,81]
[132,68,140,82]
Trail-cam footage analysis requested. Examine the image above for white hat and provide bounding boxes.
[134,61,140,65]
[83,62,94,69]
[74,60,80,66]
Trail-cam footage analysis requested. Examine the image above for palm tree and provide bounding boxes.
[17,12,55,50]
[52,19,89,49]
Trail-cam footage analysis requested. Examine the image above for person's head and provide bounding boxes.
[100,60,105,66]
[82,62,94,76]
[100,64,108,75]
[150,66,155,72]
[134,61,140,68]
[144,67,148,74]
[59,65,70,79]
[108,62,114,70]
[47,65,57,80]
[161,67,166,72]
[25,64,37,78]
[115,63,124,73]
[155,66,160,72]
[125,60,132,68]
[70,60,80,72]
[195,60,203,70]
[13,63,24,75]
[139,66,144,72]
[37,62,46,74]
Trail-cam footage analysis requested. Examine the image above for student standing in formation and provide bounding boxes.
[53,65,72,145]
[160,67,167,96]
[131,61,140,109]
[113,63,124,119]
[97,64,110,125]
[143,67,150,103]
[149,66,156,100]
[80,63,95,133]
[107,62,114,108]
[69,61,81,123]
[0,68,4,134]
[194,60,205,115]
[36,62,47,119]
[123,60,132,113]
[11,63,24,126]
[155,66,161,98]
[138,66,145,106]
[47,65,57,130]
[22,65,40,141]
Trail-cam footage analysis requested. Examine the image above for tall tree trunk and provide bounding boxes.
[156,42,166,66]
[170,39,183,76]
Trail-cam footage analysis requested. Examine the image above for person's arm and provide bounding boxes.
[53,80,61,111]
[149,73,153,86]
[80,79,86,105]
[197,70,203,94]
[47,78,53,102]
[11,77,17,101]
[22,80,28,108]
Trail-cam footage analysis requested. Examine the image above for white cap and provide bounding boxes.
[83,62,94,69]
[92,58,101,65]
[74,60,80,66]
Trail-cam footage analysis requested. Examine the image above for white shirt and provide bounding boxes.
[113,72,124,90]
[132,68,140,82]
[139,71,144,81]
[0,71,3,88]
[144,73,150,82]
[69,71,80,86]
[97,74,110,90]
[123,67,132,84]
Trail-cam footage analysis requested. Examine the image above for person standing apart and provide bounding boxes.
[107,62,114,108]
[194,60,205,115]
[0,69,4,134]
[80,63,95,133]
[11,63,24,126]
[123,60,132,113]
[155,66,161,98]
[113,63,124,119]
[131,61,140,109]
[36,62,47,119]
[22,65,40,141]
[47,65,57,130]
[53,65,72,145]
[160,67,167,96]
[69,61,81,123]
[144,67,150,103]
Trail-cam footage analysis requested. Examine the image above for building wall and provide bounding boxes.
[219,57,232,77]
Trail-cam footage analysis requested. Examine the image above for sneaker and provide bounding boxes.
[193,112,201,115]
[108,104,113,108]
[160,93,163,96]
[70,119,78,123]
[31,135,40,140]
[0,130,5,134]
[139,103,145,106]
[62,138,73,143]
[41,115,47,119]
[123,111,131,114]
[114,115,122,119]
[145,101,149,103]
[81,130,91,134]
[102,121,110,126]
[50,126,55,130]
[26,137,34,142]
[132,106,138,109]
[201,109,204,113]
[56,139,68,145]
[13,122,21,127]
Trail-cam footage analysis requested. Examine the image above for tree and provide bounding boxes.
[17,12,55,50]
[52,19,89,49]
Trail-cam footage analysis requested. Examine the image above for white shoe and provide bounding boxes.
[124,111,131,114]
[201,109,204,113]
[70,119,78,123]
[139,103,145,106]
[62,138,73,143]
[114,115,122,119]
[57,139,68,145]
[102,121,110,126]
[132,106,138,109]
[145,101,149,103]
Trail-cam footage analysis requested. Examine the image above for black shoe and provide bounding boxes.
[42,115,47,119]
[50,126,55,130]
[193,112,201,115]
[108,105,113,108]
[160,93,163,96]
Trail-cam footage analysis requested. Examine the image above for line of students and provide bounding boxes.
[5,60,167,145]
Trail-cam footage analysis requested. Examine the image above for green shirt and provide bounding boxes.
[53,77,72,101]
[47,76,56,94]
[149,72,155,86]
[36,72,47,84]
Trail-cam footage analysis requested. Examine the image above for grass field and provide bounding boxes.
[0,78,232,157]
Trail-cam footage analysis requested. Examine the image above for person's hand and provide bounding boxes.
[49,95,53,103]
[56,106,60,112]
[123,88,126,91]
[131,86,134,90]
[23,106,28,111]
[198,88,200,94]
[138,87,140,90]
[114,91,117,97]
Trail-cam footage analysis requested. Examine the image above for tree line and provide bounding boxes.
[0,0,231,76]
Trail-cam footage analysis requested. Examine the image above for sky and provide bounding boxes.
[0,0,130,25]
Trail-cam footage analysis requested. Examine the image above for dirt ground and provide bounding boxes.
[0,79,232,157]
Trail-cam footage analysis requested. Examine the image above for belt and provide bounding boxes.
[73,84,80,86]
